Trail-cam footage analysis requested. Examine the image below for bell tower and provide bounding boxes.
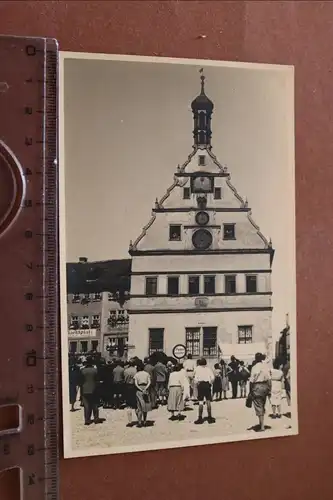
[191,68,214,148]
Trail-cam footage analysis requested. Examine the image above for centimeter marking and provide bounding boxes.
[0,36,59,500]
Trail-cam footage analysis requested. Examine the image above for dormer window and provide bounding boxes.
[198,155,206,166]
[169,225,181,241]
[183,187,191,199]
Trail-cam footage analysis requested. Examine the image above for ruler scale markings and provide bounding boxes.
[0,36,59,500]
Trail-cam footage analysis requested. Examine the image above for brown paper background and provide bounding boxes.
[1,1,333,499]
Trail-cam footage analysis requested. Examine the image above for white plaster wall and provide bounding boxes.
[128,309,272,360]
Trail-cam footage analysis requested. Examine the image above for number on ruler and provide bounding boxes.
[25,137,33,146]
[25,45,36,56]
[3,443,10,455]
[25,324,34,332]
[25,230,33,238]
[28,473,36,486]
[27,444,35,456]
[25,168,33,175]
[24,106,33,115]
[23,199,33,208]
[26,350,37,367]
[25,293,33,300]
[27,413,35,425]
[27,384,34,394]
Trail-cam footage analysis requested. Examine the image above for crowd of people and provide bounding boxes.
[69,350,291,431]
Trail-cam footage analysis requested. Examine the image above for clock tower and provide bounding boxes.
[127,70,274,364]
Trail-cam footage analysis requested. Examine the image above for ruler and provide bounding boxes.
[0,36,59,500]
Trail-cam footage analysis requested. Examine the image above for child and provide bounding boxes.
[238,361,250,398]
[270,358,284,418]
[213,363,223,401]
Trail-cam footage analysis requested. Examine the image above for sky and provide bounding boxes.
[62,56,295,342]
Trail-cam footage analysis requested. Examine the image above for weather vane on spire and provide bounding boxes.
[199,67,205,93]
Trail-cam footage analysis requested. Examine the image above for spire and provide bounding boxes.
[191,68,214,148]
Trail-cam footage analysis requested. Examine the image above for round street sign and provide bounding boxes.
[172,344,187,359]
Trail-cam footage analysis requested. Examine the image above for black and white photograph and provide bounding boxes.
[59,53,297,458]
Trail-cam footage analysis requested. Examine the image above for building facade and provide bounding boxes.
[128,71,274,363]
[66,258,131,359]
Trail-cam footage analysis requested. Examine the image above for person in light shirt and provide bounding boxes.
[249,352,272,432]
[183,354,196,400]
[193,358,215,425]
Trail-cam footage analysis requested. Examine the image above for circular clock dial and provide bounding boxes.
[195,211,209,226]
[192,229,213,250]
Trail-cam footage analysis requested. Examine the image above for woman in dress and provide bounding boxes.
[167,364,185,420]
[133,361,151,428]
[249,353,272,432]
[220,359,231,400]
[270,358,284,418]
[179,363,190,404]
[212,363,223,401]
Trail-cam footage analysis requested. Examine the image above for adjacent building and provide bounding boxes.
[66,257,131,358]
[127,70,275,363]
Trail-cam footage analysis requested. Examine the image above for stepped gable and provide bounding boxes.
[66,258,131,294]
[129,69,273,254]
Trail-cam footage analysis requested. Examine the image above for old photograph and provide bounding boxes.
[59,53,297,458]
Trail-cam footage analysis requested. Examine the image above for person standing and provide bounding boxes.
[219,359,230,400]
[80,357,102,425]
[212,363,223,401]
[248,353,272,432]
[144,357,157,409]
[134,361,151,427]
[69,356,80,412]
[193,358,215,425]
[112,360,125,409]
[270,358,284,418]
[167,364,185,421]
[238,361,250,398]
[124,359,137,426]
[153,359,168,405]
[183,353,196,400]
[228,355,240,399]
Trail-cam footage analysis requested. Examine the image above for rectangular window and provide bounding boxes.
[188,275,200,295]
[246,275,258,293]
[167,276,179,295]
[80,341,88,353]
[81,316,89,328]
[198,155,206,166]
[225,275,236,294]
[92,292,102,301]
[91,340,99,351]
[223,223,235,240]
[185,328,201,357]
[183,187,191,199]
[203,327,218,357]
[149,328,164,355]
[214,187,222,199]
[91,315,100,328]
[169,224,181,241]
[204,275,215,294]
[145,277,158,296]
[69,316,79,329]
[69,341,77,354]
[72,293,80,303]
[238,325,253,344]
[223,224,236,240]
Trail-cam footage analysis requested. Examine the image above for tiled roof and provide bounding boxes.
[66,259,131,294]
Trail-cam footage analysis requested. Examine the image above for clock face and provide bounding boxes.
[195,211,209,226]
[192,175,212,193]
[192,229,213,250]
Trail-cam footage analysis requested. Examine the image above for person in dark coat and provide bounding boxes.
[228,355,241,399]
[69,356,81,412]
[80,357,103,425]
